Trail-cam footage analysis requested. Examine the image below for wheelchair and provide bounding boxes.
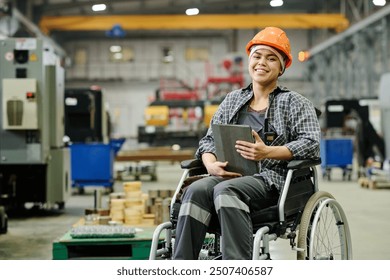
[149,157,352,260]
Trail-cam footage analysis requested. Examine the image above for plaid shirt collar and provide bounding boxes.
[243,83,289,97]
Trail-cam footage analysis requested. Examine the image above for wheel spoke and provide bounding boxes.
[297,191,352,260]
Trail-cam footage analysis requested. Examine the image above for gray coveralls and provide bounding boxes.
[173,105,279,260]
[173,175,279,259]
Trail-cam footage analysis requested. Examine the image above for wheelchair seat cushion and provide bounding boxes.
[250,205,279,228]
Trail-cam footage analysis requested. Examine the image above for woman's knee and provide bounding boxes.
[213,180,239,198]
[182,177,218,201]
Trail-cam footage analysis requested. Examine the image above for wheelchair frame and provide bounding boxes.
[149,158,352,260]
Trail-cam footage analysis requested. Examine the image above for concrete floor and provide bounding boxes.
[1,161,390,260]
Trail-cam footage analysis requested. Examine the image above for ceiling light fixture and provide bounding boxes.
[92,4,107,12]
[270,0,284,7]
[372,0,386,6]
[186,8,199,16]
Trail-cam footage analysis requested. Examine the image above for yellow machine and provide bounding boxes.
[203,104,219,127]
[144,105,169,126]
[139,74,229,148]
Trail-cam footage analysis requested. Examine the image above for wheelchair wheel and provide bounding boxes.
[297,191,352,260]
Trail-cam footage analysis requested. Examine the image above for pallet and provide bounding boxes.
[358,177,390,190]
[52,226,160,260]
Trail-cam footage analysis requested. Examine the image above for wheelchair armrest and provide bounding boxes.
[180,158,207,177]
[287,158,321,170]
[180,158,204,170]
[182,158,322,170]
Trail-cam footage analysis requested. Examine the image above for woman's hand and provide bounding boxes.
[202,152,242,177]
[235,130,268,161]
[235,130,293,161]
[205,160,242,178]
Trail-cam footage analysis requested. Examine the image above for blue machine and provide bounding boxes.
[109,138,126,156]
[70,143,114,189]
[320,138,354,180]
[64,86,127,192]
[70,138,125,192]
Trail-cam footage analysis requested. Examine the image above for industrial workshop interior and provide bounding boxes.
[1,0,390,263]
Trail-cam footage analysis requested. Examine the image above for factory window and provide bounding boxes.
[162,47,174,63]
[109,45,134,62]
[185,47,209,61]
[74,48,87,65]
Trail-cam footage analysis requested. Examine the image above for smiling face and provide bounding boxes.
[248,48,282,87]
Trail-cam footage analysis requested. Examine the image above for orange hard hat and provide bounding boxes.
[245,27,293,68]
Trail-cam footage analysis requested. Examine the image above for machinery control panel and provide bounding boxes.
[0,37,70,209]
[2,78,38,129]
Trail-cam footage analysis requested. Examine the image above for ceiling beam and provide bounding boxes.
[308,3,390,57]
[39,14,349,34]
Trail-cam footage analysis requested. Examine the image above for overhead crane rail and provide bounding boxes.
[39,14,349,34]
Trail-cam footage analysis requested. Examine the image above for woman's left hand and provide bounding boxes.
[235,130,269,161]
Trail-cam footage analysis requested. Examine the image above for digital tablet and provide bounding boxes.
[212,124,259,176]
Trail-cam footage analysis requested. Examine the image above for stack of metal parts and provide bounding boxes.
[70,225,136,239]
[122,181,146,225]
[109,181,155,226]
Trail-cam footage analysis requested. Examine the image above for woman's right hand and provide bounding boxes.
[205,160,242,178]
[202,152,242,178]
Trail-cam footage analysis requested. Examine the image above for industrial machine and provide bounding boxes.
[138,56,244,148]
[64,86,115,192]
[138,99,205,148]
[0,38,70,210]
[138,78,205,148]
[64,87,109,144]
[204,56,244,102]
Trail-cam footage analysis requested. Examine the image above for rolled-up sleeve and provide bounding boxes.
[195,96,226,159]
[284,95,320,159]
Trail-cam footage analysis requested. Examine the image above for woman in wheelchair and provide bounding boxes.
[172,27,322,260]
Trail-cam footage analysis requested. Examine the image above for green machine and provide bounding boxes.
[0,38,70,210]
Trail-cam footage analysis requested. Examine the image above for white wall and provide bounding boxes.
[64,37,230,84]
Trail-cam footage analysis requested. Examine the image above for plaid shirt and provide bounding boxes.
[195,84,321,191]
